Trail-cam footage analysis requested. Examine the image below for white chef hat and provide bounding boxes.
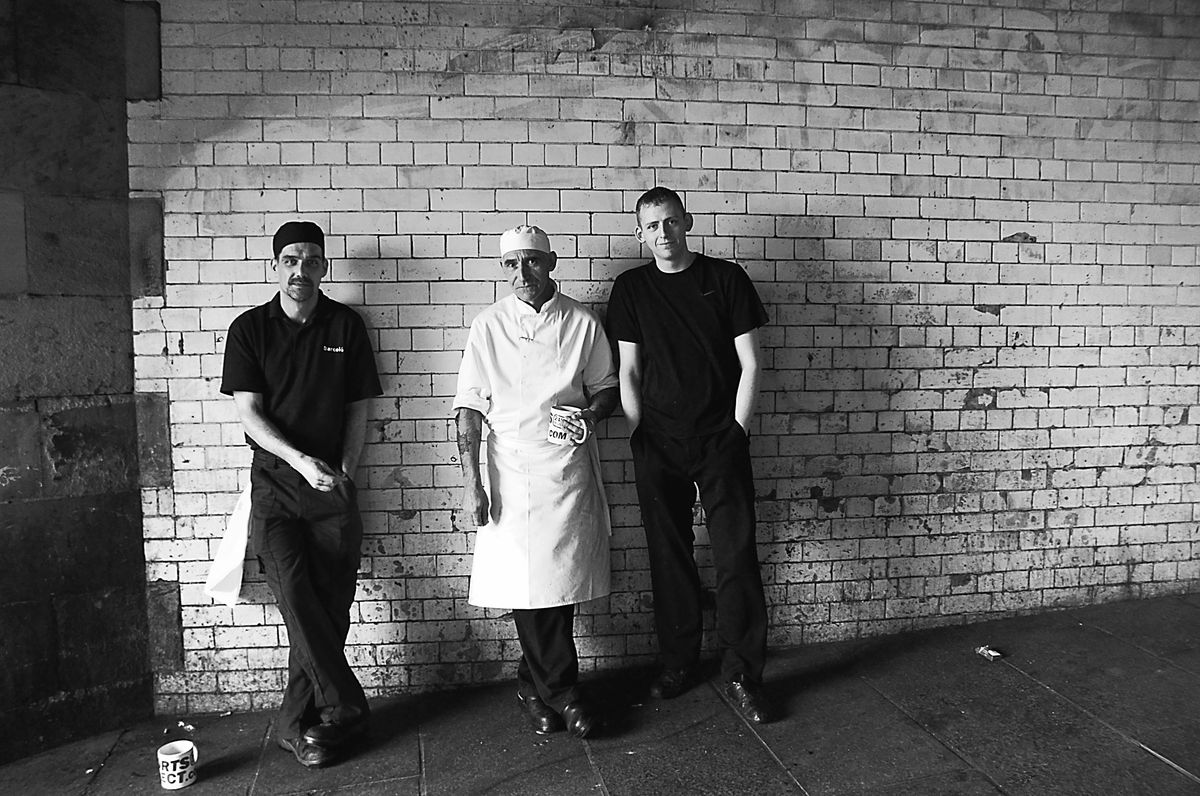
[499,225,551,256]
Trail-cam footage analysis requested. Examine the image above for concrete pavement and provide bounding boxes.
[4,594,1199,795]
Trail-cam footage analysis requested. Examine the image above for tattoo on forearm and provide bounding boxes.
[455,410,483,475]
[456,426,479,455]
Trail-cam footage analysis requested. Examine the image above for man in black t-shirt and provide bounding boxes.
[606,187,774,724]
[220,221,382,767]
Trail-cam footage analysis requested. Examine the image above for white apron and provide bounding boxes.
[468,432,611,609]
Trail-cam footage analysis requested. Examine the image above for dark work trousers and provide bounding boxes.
[630,423,768,684]
[250,451,368,740]
[513,603,580,713]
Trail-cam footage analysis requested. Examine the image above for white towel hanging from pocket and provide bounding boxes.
[203,482,252,606]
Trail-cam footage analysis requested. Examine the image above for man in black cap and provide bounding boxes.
[221,221,381,768]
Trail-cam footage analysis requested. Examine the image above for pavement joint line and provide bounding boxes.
[248,719,273,796]
[79,730,123,796]
[580,737,612,796]
[1000,658,1200,786]
[1136,742,1200,787]
[417,723,428,796]
[857,675,1009,794]
[1081,617,1200,679]
[707,680,810,794]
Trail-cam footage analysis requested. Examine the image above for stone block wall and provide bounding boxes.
[128,0,1200,713]
[0,0,153,762]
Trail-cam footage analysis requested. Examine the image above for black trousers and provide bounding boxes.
[513,603,580,713]
[630,423,768,683]
[250,452,368,739]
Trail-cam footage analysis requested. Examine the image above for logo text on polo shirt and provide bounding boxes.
[323,346,344,353]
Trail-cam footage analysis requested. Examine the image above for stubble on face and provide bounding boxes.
[276,242,327,303]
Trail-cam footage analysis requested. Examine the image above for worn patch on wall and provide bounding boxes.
[40,395,139,497]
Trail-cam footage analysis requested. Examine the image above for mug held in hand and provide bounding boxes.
[547,405,589,445]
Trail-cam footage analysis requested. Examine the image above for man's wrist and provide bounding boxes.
[285,451,311,470]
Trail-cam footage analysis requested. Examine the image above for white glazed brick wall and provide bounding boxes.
[130,0,1200,713]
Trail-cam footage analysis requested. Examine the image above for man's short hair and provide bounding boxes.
[635,186,685,222]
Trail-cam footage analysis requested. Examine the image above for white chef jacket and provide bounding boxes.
[453,289,618,609]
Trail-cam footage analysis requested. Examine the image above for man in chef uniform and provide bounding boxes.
[454,224,619,739]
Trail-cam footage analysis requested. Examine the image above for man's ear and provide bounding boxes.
[547,252,558,273]
[633,226,645,243]
[684,213,694,232]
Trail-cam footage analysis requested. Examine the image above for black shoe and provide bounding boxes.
[303,720,367,750]
[724,678,774,724]
[519,694,566,735]
[561,701,597,739]
[277,735,333,768]
[649,666,697,699]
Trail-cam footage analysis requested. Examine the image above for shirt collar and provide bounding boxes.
[268,290,328,323]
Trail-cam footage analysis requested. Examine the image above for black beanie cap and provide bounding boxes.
[272,221,325,258]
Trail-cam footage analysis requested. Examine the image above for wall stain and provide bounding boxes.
[964,387,997,409]
[818,496,843,513]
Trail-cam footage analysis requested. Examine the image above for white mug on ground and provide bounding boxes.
[157,740,199,790]
[547,405,589,445]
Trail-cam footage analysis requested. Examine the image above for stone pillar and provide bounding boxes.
[0,0,156,763]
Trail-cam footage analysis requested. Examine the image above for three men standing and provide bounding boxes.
[454,225,620,738]
[221,221,380,767]
[220,199,770,763]
[607,187,774,724]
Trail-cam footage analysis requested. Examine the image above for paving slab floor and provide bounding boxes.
[3,593,1200,795]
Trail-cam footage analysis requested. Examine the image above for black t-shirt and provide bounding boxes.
[220,292,382,465]
[606,254,768,437]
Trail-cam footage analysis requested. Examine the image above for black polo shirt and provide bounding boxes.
[221,291,382,466]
